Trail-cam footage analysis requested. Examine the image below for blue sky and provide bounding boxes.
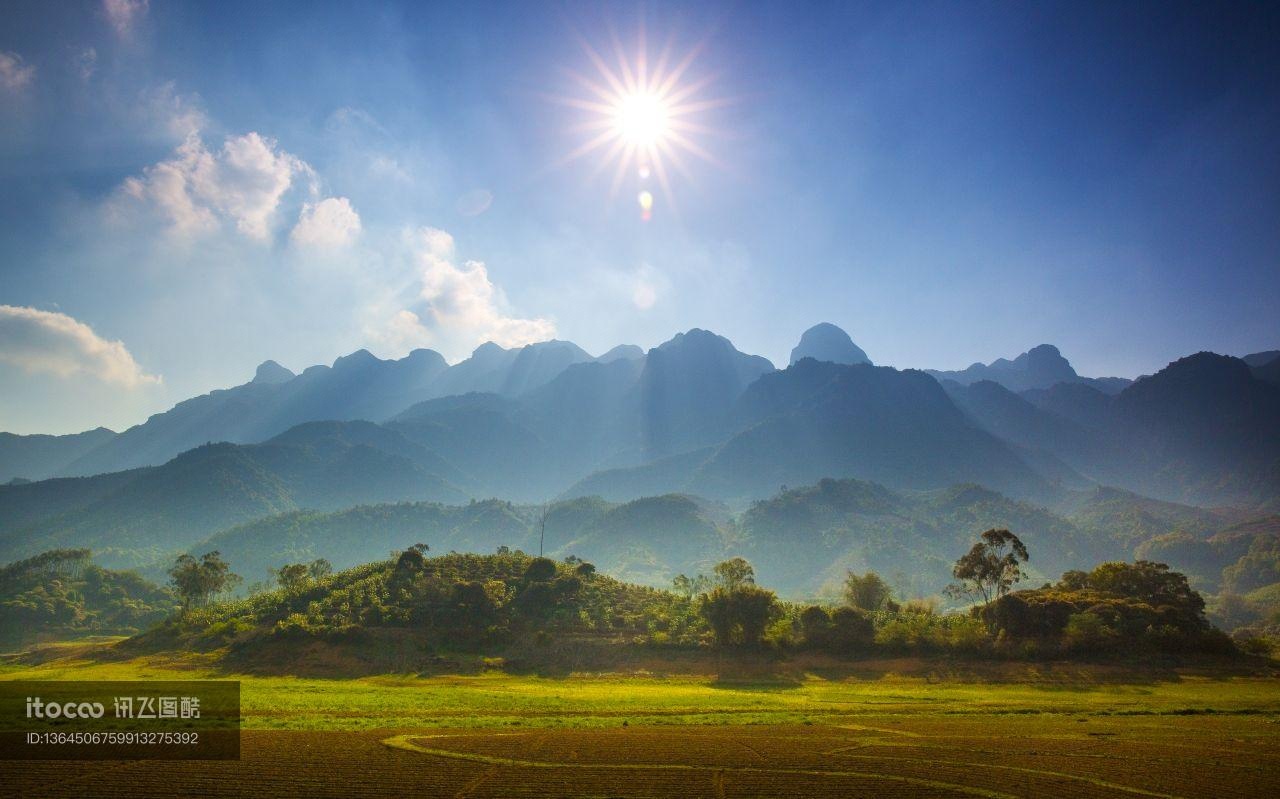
[1,0,1278,434]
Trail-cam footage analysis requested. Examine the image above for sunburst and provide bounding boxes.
[548,26,728,220]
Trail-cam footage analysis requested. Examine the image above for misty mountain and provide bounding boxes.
[387,330,771,499]
[639,329,775,459]
[0,420,465,568]
[1242,350,1280,368]
[569,359,1054,502]
[1107,352,1280,507]
[948,355,1280,508]
[788,322,872,366]
[927,344,1130,394]
[56,340,591,478]
[175,476,1250,599]
[1245,350,1280,386]
[0,427,116,483]
[739,479,1099,597]
[941,379,1100,488]
[1020,382,1114,430]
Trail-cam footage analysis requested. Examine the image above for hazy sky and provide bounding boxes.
[2,1,1278,434]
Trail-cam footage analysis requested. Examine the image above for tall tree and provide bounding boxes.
[168,551,240,611]
[947,529,1028,605]
[713,557,755,590]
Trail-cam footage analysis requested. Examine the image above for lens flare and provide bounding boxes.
[637,189,654,221]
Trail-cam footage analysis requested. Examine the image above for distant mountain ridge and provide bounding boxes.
[0,428,117,483]
[927,344,1131,394]
[56,340,592,478]
[3,325,1277,532]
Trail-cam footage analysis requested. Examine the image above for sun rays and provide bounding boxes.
[548,25,729,220]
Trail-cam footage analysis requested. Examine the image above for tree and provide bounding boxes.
[537,503,551,558]
[947,529,1028,605]
[713,557,755,590]
[672,573,712,599]
[828,607,876,651]
[844,571,894,612]
[273,563,309,592]
[1083,561,1204,615]
[168,551,241,612]
[307,558,332,581]
[524,557,558,582]
[800,605,833,648]
[699,584,779,647]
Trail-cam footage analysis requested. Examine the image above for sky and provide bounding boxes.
[1,0,1278,435]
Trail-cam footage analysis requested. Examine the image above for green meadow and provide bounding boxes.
[5,644,1278,732]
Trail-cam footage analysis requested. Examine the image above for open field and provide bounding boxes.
[2,647,1279,797]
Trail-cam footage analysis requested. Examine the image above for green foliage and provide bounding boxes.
[0,549,175,646]
[1222,534,1280,593]
[843,571,896,612]
[162,550,708,655]
[947,528,1029,605]
[169,551,241,611]
[698,584,779,648]
[712,557,755,590]
[982,561,1226,655]
[524,557,558,582]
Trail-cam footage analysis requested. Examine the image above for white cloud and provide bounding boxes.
[291,197,362,249]
[119,131,315,240]
[75,48,98,81]
[0,305,160,388]
[0,51,35,91]
[144,81,206,139]
[368,228,555,359]
[104,0,148,37]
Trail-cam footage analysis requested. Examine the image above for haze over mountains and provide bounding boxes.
[1,322,1277,593]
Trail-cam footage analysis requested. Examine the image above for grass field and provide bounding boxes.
[2,644,1279,797]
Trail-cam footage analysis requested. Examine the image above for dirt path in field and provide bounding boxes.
[1,717,1277,798]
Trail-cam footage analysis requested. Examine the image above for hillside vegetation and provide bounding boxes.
[0,549,175,649]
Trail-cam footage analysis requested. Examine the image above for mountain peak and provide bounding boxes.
[251,360,295,385]
[332,349,379,370]
[929,344,1080,392]
[470,341,509,361]
[599,344,644,363]
[789,322,871,366]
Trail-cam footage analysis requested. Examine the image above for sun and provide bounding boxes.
[614,92,671,147]
[548,26,727,219]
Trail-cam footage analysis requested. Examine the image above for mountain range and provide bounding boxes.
[1,323,1277,587]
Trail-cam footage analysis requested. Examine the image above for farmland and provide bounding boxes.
[2,647,1279,797]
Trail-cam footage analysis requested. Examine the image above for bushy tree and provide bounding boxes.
[713,557,755,590]
[273,563,310,592]
[699,582,778,647]
[307,558,333,580]
[524,557,558,582]
[844,571,895,612]
[168,551,240,611]
[672,573,712,599]
[828,607,876,651]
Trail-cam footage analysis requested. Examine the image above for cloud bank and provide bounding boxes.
[291,197,362,249]
[119,131,318,240]
[0,305,160,388]
[369,228,555,359]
